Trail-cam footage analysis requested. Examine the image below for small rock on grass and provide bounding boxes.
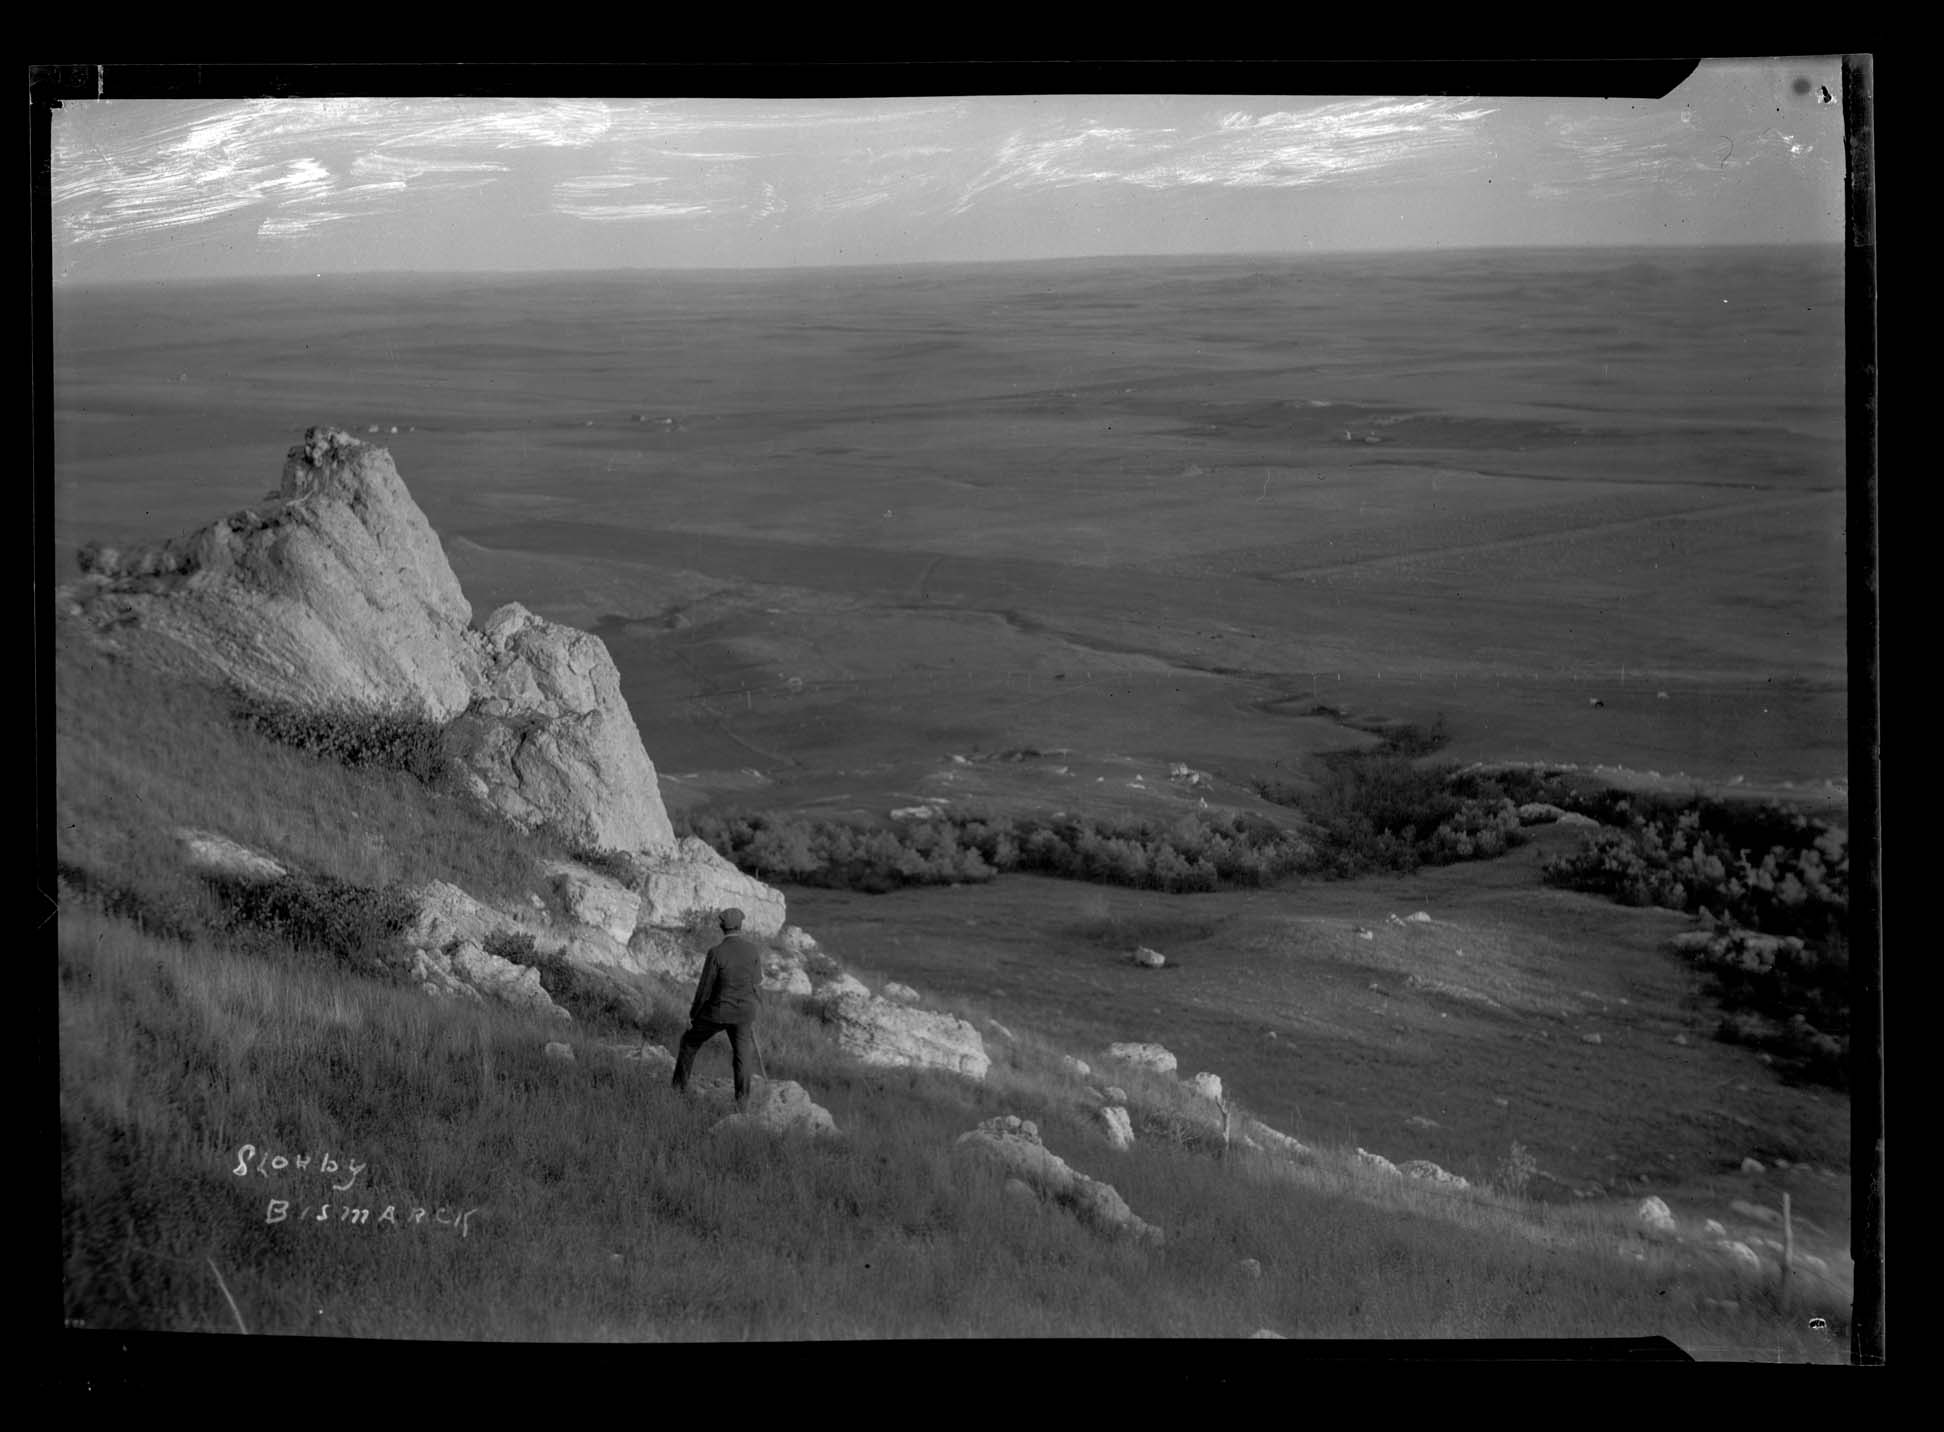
[544,1041,575,1062]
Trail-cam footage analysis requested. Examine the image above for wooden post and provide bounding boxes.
[1782,1192,1795,1307]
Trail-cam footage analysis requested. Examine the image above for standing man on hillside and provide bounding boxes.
[671,908,763,1111]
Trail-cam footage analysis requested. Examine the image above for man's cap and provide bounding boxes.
[719,908,745,930]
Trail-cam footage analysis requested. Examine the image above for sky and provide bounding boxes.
[48,61,1848,283]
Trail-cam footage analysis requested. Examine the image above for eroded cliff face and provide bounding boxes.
[62,428,714,874]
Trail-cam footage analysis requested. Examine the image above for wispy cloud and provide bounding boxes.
[948,98,1497,213]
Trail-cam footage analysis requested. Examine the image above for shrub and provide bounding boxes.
[1494,1141,1537,1197]
[227,690,452,785]
[200,869,416,974]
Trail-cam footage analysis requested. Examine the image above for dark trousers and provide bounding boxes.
[671,1018,756,1105]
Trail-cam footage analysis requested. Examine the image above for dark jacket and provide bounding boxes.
[690,934,764,1025]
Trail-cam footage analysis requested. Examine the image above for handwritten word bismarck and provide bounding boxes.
[265,1200,480,1237]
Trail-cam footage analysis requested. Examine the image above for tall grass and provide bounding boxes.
[58,904,1849,1349]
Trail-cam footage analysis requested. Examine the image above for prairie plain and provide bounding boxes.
[54,245,1856,1349]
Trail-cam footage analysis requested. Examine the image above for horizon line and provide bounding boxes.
[54,237,1846,289]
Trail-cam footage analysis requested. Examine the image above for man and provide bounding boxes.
[671,907,764,1110]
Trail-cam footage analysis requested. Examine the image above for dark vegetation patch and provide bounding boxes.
[1539,796,1850,1089]
[56,857,415,981]
[226,689,454,786]
[1253,717,1529,877]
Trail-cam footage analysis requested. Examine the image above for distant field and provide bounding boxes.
[53,247,1848,814]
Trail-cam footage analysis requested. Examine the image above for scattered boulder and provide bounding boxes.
[1060,1055,1092,1079]
[881,981,922,1006]
[1130,947,1166,969]
[1188,1072,1224,1103]
[1637,1196,1678,1235]
[985,1018,1015,1042]
[1729,1199,1781,1225]
[1398,1160,1470,1190]
[1740,1157,1766,1175]
[1703,1218,1728,1238]
[176,829,287,881]
[1405,911,1432,924]
[1238,1258,1262,1280]
[1102,1086,1128,1105]
[1106,1041,1177,1075]
[1099,1105,1135,1151]
[1249,1329,1287,1339]
[955,1115,1162,1245]
[1354,1148,1400,1177]
[1238,1119,1311,1160]
[1405,1115,1440,1130]
[1715,1239,1764,1274]
[710,1079,838,1138]
[821,991,990,1080]
[544,1041,575,1063]
[1581,1033,1604,1046]
[637,836,787,936]
[543,860,640,944]
[761,961,814,997]
[451,940,570,1019]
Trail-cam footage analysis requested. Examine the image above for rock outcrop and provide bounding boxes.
[68,430,792,928]
[446,603,676,854]
[1397,1159,1470,1190]
[176,828,288,882]
[820,991,990,1080]
[70,428,482,720]
[543,859,642,945]
[637,837,787,936]
[956,1115,1162,1244]
[1106,1042,1177,1075]
[1237,1118,1311,1160]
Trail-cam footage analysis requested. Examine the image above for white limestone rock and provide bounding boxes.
[822,991,990,1080]
[636,836,787,936]
[176,828,287,882]
[449,603,677,856]
[1637,1196,1678,1235]
[1106,1041,1178,1075]
[1099,1105,1135,1151]
[956,1115,1162,1244]
[543,859,640,944]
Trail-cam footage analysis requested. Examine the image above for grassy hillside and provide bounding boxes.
[55,617,1849,1351]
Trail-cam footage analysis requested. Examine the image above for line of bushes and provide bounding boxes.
[679,807,1316,895]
